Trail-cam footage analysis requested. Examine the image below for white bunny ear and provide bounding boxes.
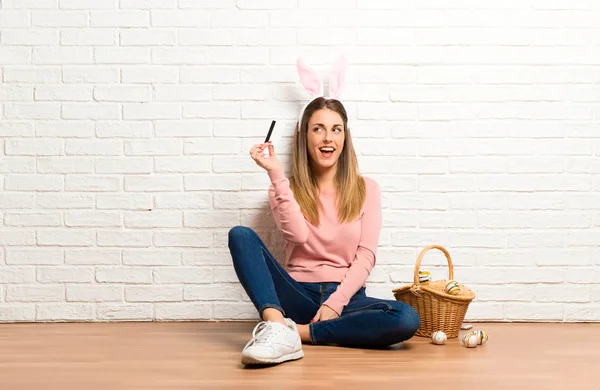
[297,57,323,97]
[328,55,347,98]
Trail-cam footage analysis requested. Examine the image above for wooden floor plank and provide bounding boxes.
[0,322,598,390]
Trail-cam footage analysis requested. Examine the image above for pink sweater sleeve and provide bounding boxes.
[323,179,382,315]
[267,168,309,244]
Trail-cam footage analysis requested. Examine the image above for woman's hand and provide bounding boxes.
[249,142,282,172]
[311,305,340,322]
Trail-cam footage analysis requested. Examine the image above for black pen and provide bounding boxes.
[264,120,276,143]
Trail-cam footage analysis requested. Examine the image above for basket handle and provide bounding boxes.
[413,245,454,286]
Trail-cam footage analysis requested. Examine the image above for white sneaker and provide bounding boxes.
[241,318,304,365]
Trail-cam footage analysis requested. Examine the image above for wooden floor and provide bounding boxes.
[0,322,598,390]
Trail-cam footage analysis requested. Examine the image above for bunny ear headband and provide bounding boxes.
[296,55,348,131]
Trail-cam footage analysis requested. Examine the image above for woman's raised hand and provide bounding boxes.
[249,142,282,172]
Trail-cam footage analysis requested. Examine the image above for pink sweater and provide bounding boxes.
[267,168,382,315]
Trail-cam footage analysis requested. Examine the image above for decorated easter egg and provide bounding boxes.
[431,331,447,345]
[473,330,488,345]
[445,280,460,295]
[419,271,431,283]
[462,333,478,348]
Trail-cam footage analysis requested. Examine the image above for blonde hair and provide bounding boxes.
[289,97,366,226]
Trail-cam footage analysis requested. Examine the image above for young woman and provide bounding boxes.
[228,96,420,366]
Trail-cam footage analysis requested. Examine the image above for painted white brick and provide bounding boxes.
[182,249,231,266]
[37,157,94,174]
[36,304,95,321]
[179,0,235,8]
[124,176,182,192]
[66,285,123,302]
[154,231,212,248]
[151,47,208,65]
[125,285,182,302]
[91,11,149,27]
[5,139,63,156]
[153,267,212,283]
[123,250,181,266]
[154,193,212,209]
[65,175,121,192]
[96,194,152,210]
[155,303,212,320]
[123,103,181,120]
[184,211,239,228]
[0,305,36,322]
[96,122,153,139]
[65,211,122,228]
[213,302,258,320]
[33,47,93,65]
[121,66,179,83]
[0,86,33,102]
[506,303,563,321]
[43,128,86,147]
[62,104,120,120]
[94,86,151,103]
[95,47,150,64]
[66,249,121,265]
[36,194,94,209]
[124,211,182,228]
[0,157,35,173]
[180,67,239,83]
[3,0,57,7]
[0,268,36,284]
[120,29,176,45]
[5,175,64,191]
[185,174,242,191]
[213,266,239,283]
[35,85,93,102]
[155,157,211,173]
[0,122,35,137]
[95,158,152,174]
[37,229,96,247]
[4,103,60,119]
[32,12,88,27]
[7,285,64,302]
[184,103,240,119]
[66,140,122,156]
[213,192,267,210]
[96,267,153,283]
[184,284,242,301]
[97,230,152,247]
[4,212,62,228]
[120,0,177,8]
[6,248,63,265]
[150,10,209,27]
[4,67,60,83]
[0,47,32,65]
[184,138,241,155]
[60,0,117,8]
[463,303,504,321]
[0,194,35,209]
[37,267,95,283]
[63,67,120,84]
[154,85,210,102]
[178,28,235,46]
[124,139,181,155]
[535,285,590,303]
[0,11,30,27]
[97,304,153,320]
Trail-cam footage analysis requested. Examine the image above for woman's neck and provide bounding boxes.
[314,165,337,192]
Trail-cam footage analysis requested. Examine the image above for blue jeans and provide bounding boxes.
[227,226,420,347]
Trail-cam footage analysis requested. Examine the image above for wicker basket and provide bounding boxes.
[392,245,475,339]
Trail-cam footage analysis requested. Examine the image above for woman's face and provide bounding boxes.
[306,108,345,173]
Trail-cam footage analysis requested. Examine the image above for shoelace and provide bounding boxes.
[244,321,282,349]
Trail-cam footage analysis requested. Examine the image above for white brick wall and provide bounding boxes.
[1,0,599,323]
